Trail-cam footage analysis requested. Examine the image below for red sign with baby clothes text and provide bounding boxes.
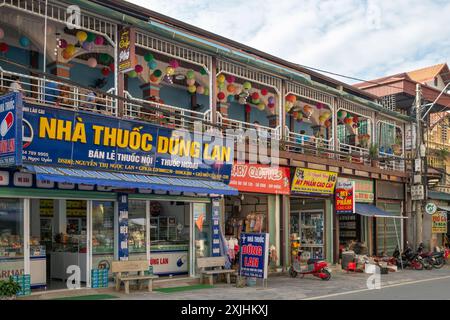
[229,163,291,195]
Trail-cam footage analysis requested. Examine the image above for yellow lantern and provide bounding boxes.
[76,31,88,43]
[217,74,226,83]
[188,85,197,94]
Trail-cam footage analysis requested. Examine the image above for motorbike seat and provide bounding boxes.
[307,259,322,265]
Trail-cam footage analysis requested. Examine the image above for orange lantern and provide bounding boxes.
[227,84,236,94]
[303,105,312,114]
[286,94,297,103]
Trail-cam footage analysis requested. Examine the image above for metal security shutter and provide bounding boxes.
[376,202,402,256]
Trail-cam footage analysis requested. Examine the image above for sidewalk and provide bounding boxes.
[22,265,450,300]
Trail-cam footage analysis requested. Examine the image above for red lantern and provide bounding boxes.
[324,120,332,128]
[150,74,159,83]
[251,92,259,100]
[0,42,9,53]
[353,116,359,123]
[101,67,110,77]
[245,104,251,113]
[261,88,268,96]
[217,92,226,100]
[344,117,353,125]
[286,94,297,103]
[135,64,143,73]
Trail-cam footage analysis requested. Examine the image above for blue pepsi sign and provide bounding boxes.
[21,104,233,182]
[0,93,22,166]
[239,233,269,279]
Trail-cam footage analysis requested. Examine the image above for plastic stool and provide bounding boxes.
[346,262,357,273]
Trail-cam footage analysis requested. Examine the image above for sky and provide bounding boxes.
[126,0,450,84]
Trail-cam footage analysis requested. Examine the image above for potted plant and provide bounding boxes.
[369,144,379,167]
[0,278,21,300]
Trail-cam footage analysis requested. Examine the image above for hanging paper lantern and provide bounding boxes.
[62,49,72,60]
[292,111,299,119]
[203,87,209,96]
[353,116,359,123]
[166,66,175,76]
[316,103,323,110]
[148,60,158,70]
[238,97,246,105]
[217,92,226,101]
[99,53,111,64]
[319,115,327,124]
[252,99,260,105]
[227,95,235,103]
[86,32,96,43]
[101,67,110,77]
[82,41,94,52]
[144,53,154,62]
[251,92,260,101]
[218,82,225,91]
[19,36,30,47]
[346,113,353,119]
[245,104,251,113]
[0,42,9,54]
[226,75,235,84]
[217,74,226,83]
[169,59,180,69]
[243,82,252,91]
[286,94,297,103]
[303,105,313,114]
[135,64,143,73]
[344,117,353,125]
[197,86,205,95]
[268,96,275,104]
[322,111,331,120]
[261,88,268,96]
[337,110,347,120]
[257,103,265,111]
[150,74,159,83]
[296,112,303,120]
[268,103,275,109]
[285,102,293,113]
[76,31,88,43]
[66,44,76,55]
[186,70,195,79]
[58,39,68,49]
[324,120,332,128]
[0,28,4,40]
[200,67,208,75]
[186,78,196,86]
[94,35,104,46]
[87,57,98,68]
[128,70,138,78]
[227,84,236,94]
[188,85,197,94]
[153,69,162,77]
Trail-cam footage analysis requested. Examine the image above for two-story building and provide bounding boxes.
[0,0,412,292]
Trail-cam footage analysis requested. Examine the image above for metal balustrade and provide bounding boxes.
[0,67,117,115]
[285,127,334,157]
[378,152,406,171]
[123,91,209,132]
[337,142,370,165]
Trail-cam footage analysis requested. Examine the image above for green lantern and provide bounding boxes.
[200,67,208,75]
[186,69,195,79]
[153,69,162,77]
[86,33,96,43]
[144,53,154,62]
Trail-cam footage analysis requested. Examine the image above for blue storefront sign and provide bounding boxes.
[211,198,221,257]
[0,93,22,166]
[118,193,129,260]
[239,233,269,279]
[20,103,233,182]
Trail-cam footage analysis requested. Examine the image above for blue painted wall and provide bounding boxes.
[227,101,270,127]
[70,62,115,91]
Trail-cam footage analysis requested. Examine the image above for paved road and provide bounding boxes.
[310,275,450,300]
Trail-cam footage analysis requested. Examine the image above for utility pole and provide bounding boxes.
[414,83,424,246]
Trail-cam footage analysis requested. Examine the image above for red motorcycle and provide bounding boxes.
[289,250,331,280]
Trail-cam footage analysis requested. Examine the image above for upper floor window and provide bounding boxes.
[434,77,439,88]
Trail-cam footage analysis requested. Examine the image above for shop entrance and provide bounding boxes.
[29,199,115,291]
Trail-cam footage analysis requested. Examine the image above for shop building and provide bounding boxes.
[0,0,415,293]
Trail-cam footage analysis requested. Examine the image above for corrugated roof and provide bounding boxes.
[406,63,449,84]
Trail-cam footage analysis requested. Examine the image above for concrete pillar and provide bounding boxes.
[47,62,71,80]
[141,83,161,101]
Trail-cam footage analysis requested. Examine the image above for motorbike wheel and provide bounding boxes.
[433,257,445,269]
[423,259,433,270]
[321,269,331,281]
[413,259,424,270]
[289,267,298,278]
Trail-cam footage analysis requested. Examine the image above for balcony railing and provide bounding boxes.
[123,91,211,132]
[337,142,370,165]
[219,113,281,142]
[378,152,405,171]
[285,127,334,157]
[0,67,117,116]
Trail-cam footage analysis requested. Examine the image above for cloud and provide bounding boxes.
[126,0,450,83]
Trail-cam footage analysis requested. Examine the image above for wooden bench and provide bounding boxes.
[111,260,159,294]
[197,256,236,285]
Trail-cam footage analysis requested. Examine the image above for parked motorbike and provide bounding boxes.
[289,250,331,280]
[417,243,445,269]
[392,242,425,270]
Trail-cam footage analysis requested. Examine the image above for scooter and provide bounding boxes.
[392,243,425,270]
[417,243,445,269]
[289,250,331,280]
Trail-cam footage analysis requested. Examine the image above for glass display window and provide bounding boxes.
[290,210,325,261]
[128,200,147,257]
